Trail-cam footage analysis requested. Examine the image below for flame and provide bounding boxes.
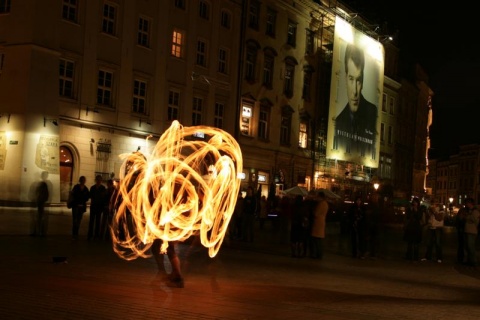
[111,121,243,259]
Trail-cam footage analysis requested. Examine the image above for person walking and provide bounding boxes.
[310,191,329,259]
[455,202,467,264]
[421,204,444,263]
[463,198,480,267]
[403,197,425,262]
[70,176,90,240]
[100,179,116,240]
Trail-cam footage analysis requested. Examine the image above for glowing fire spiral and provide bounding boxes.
[111,120,243,259]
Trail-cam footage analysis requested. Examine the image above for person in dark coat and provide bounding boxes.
[70,176,90,240]
[88,175,107,240]
[403,197,425,261]
[348,196,368,259]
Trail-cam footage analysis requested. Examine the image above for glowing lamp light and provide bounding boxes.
[111,120,243,260]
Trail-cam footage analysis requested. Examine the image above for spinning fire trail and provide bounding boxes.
[111,120,243,259]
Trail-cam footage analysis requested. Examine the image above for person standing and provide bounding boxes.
[88,175,107,241]
[348,196,368,259]
[100,179,116,240]
[421,204,444,263]
[310,191,329,259]
[463,198,480,267]
[403,197,425,262]
[32,171,50,237]
[455,202,467,264]
[242,186,257,242]
[70,176,90,240]
[258,195,269,230]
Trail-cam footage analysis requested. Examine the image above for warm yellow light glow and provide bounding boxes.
[373,183,379,191]
[111,120,243,260]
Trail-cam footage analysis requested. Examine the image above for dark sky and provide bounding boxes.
[341,1,480,158]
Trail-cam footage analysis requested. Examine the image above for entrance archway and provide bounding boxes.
[59,146,74,201]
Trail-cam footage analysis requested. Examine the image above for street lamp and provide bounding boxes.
[373,183,379,191]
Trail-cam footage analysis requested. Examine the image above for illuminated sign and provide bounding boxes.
[326,16,384,168]
[258,174,266,182]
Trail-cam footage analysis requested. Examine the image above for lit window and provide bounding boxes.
[172,30,184,58]
[241,103,253,136]
[299,122,308,148]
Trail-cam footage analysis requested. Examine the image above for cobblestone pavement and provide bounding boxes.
[1,206,480,319]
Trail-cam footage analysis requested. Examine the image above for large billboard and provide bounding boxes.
[326,16,384,168]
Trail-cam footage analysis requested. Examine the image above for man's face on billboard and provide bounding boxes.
[346,58,363,113]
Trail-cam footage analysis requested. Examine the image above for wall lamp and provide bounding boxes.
[44,117,58,127]
[86,106,99,116]
[0,113,11,123]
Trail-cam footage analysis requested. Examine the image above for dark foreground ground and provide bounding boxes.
[1,206,480,320]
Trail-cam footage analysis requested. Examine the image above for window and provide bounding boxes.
[388,125,393,144]
[280,114,291,145]
[196,40,207,67]
[168,90,180,121]
[214,102,224,128]
[305,29,314,55]
[382,93,387,112]
[199,0,210,20]
[284,58,297,98]
[220,10,231,29]
[97,69,113,107]
[0,0,11,13]
[266,8,276,37]
[174,0,185,9]
[262,50,275,88]
[171,29,184,58]
[258,107,269,140]
[218,48,228,74]
[240,103,253,136]
[287,20,297,47]
[380,122,385,142]
[102,3,116,35]
[389,96,395,115]
[299,122,308,148]
[132,80,147,114]
[302,66,313,101]
[59,59,75,98]
[192,97,203,125]
[248,0,260,30]
[62,0,78,22]
[245,43,258,82]
[137,17,150,47]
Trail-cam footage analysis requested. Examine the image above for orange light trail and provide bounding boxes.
[111,121,243,259]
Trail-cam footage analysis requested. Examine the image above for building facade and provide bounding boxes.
[0,0,431,205]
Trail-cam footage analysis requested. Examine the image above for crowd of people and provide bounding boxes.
[41,178,480,289]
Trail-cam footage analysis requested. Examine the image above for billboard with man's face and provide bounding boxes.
[326,16,384,168]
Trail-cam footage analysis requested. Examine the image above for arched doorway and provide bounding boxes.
[59,146,74,201]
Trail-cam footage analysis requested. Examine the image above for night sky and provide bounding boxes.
[341,1,480,158]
